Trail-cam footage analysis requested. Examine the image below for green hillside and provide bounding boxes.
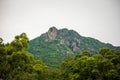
[28,27,120,68]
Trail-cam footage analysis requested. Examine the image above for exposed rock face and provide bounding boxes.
[72,42,80,53]
[45,27,82,53]
[38,26,120,54]
[47,27,58,40]
[60,39,64,44]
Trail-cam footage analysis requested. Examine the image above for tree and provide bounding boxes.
[0,38,8,79]
[11,33,29,51]
[61,49,120,80]
[0,33,49,80]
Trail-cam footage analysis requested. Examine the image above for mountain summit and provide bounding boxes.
[47,26,58,40]
[28,27,120,68]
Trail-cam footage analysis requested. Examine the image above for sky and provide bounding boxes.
[0,0,120,46]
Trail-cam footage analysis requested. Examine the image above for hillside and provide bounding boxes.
[28,26,120,68]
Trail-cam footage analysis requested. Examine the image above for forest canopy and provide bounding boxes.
[0,33,49,80]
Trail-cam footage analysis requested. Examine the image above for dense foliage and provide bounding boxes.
[0,33,120,80]
[0,33,58,80]
[61,49,120,80]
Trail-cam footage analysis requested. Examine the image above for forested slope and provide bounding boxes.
[29,27,120,68]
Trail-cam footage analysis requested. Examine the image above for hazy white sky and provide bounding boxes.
[0,0,120,46]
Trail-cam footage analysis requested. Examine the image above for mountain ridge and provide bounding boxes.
[28,26,120,68]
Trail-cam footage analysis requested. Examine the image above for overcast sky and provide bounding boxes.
[0,0,120,46]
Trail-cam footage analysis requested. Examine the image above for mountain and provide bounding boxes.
[28,26,120,68]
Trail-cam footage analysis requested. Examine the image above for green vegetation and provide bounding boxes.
[0,33,60,80]
[29,39,74,68]
[29,27,120,68]
[61,49,120,80]
[0,32,120,80]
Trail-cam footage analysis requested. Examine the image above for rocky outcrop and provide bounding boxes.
[39,26,120,54]
[42,27,81,53]
[47,26,58,40]
[72,42,80,53]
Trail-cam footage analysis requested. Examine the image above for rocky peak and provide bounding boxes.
[47,26,58,40]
